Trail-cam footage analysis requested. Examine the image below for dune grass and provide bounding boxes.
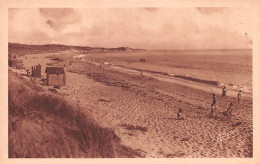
[8,69,137,158]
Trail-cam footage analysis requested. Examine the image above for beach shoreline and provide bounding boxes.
[66,61,253,157]
[10,53,253,157]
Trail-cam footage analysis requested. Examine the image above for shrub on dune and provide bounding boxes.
[8,69,123,158]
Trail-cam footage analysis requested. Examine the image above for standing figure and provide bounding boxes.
[209,104,214,117]
[177,108,185,120]
[238,90,242,102]
[212,93,216,104]
[212,93,217,109]
[222,87,227,97]
[209,93,217,117]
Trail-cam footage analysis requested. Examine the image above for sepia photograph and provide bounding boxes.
[7,7,254,158]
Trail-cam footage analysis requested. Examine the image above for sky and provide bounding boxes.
[8,8,252,50]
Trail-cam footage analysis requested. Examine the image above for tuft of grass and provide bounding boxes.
[121,124,148,133]
[8,69,139,158]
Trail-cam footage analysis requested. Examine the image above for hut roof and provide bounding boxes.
[45,67,65,74]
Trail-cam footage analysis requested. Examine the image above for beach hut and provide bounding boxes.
[45,67,66,87]
[9,59,24,69]
[31,64,42,78]
[8,58,15,67]
[16,60,24,69]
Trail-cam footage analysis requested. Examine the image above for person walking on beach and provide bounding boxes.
[227,102,233,117]
[222,87,227,97]
[223,102,233,118]
[209,93,217,117]
[212,93,217,109]
[238,90,242,102]
[177,108,185,120]
[209,104,214,117]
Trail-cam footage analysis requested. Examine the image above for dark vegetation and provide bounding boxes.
[173,75,219,86]
[121,124,148,133]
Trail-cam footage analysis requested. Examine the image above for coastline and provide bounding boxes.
[9,53,253,157]
[64,60,252,157]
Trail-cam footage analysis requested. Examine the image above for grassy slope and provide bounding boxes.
[8,69,140,158]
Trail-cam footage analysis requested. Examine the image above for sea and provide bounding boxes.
[89,50,253,95]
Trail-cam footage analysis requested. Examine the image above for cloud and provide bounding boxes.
[9,30,51,45]
[39,8,82,32]
[9,8,252,50]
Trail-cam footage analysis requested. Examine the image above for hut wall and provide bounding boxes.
[8,59,13,66]
[31,65,41,77]
[35,65,41,78]
[47,74,66,87]
[10,60,17,67]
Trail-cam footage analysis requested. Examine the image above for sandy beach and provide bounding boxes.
[6,6,257,160]
[11,53,252,158]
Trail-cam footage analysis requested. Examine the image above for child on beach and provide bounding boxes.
[238,90,242,102]
[177,108,185,120]
[222,87,227,97]
[223,102,233,118]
